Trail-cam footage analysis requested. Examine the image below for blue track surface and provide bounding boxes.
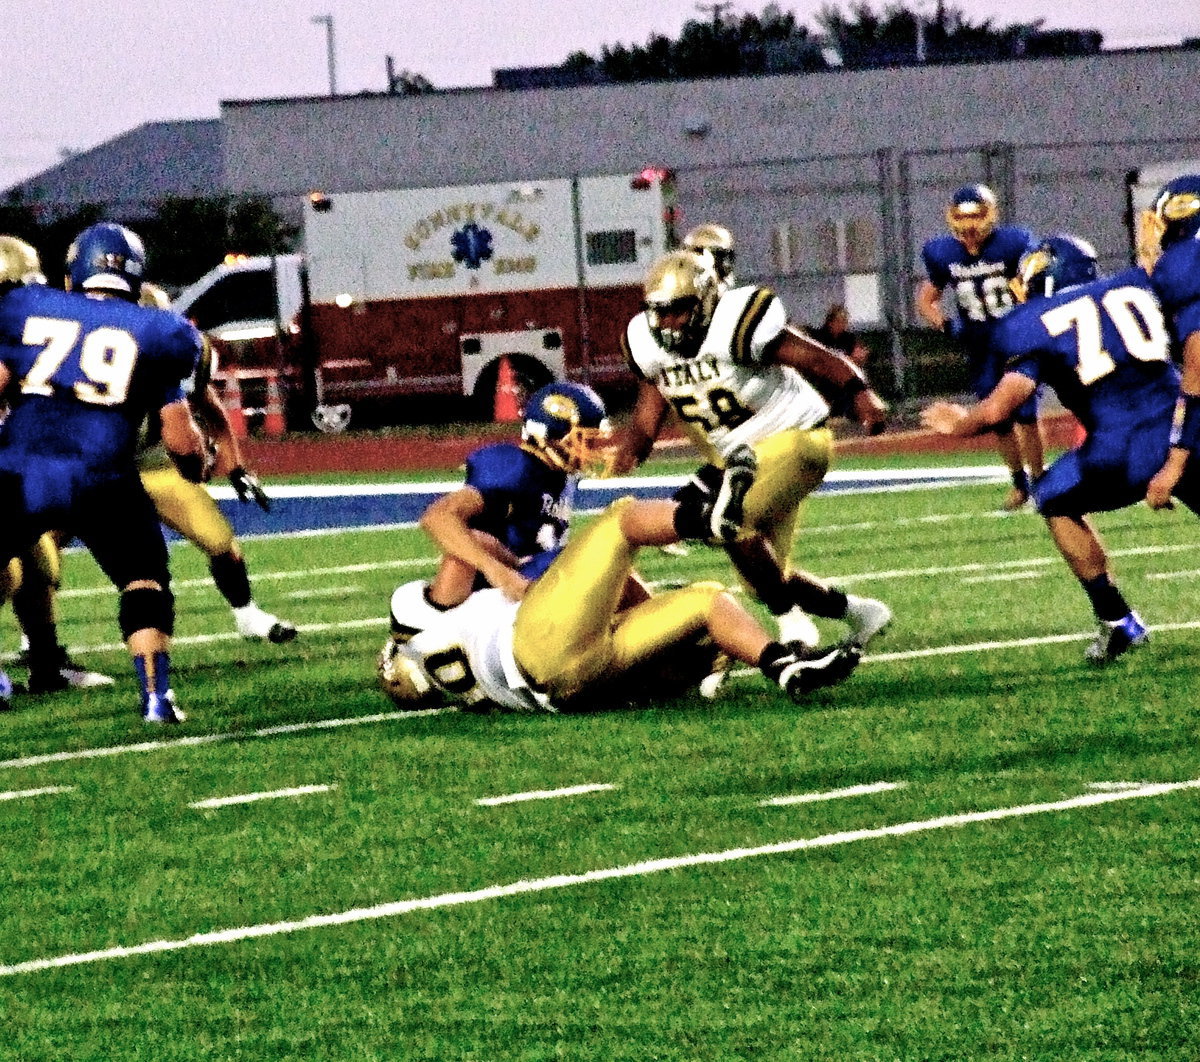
[196,467,1004,539]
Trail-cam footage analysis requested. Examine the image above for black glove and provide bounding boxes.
[229,467,271,512]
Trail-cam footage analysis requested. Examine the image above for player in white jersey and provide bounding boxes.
[379,489,862,714]
[611,249,893,650]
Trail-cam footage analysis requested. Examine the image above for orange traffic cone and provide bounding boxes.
[493,355,521,423]
[263,372,286,438]
[223,374,247,439]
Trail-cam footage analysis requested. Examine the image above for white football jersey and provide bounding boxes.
[624,285,830,461]
[399,588,550,713]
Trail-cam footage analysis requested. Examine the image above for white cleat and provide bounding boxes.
[843,595,893,648]
[234,605,298,644]
[776,605,820,649]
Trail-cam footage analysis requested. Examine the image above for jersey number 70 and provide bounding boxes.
[1038,286,1170,385]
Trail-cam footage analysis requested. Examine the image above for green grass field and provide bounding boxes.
[3,465,1200,1061]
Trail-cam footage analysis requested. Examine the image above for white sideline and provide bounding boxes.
[476,783,616,806]
[188,784,336,809]
[2,777,1196,977]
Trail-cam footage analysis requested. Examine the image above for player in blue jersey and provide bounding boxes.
[917,184,1043,509]
[413,381,613,623]
[922,233,1198,664]
[1138,175,1200,510]
[0,222,210,722]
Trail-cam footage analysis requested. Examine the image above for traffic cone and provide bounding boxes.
[263,372,286,438]
[493,355,521,423]
[223,374,247,439]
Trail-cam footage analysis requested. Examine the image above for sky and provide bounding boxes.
[6,0,1200,191]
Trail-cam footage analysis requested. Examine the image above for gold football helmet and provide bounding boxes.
[682,223,736,286]
[642,250,720,356]
[0,235,46,287]
[946,184,998,250]
[377,637,437,707]
[139,281,172,309]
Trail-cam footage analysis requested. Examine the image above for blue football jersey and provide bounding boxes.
[464,442,574,562]
[1150,238,1200,348]
[0,285,201,473]
[993,268,1179,436]
[922,225,1037,343]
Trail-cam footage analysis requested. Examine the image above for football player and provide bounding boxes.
[916,184,1043,509]
[0,236,113,699]
[0,222,209,722]
[610,249,893,651]
[418,381,613,609]
[380,486,862,714]
[1139,175,1200,512]
[137,283,296,644]
[922,233,1196,664]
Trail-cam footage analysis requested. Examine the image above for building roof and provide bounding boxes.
[4,119,222,218]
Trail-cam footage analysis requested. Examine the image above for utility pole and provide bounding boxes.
[311,15,337,96]
[695,2,733,25]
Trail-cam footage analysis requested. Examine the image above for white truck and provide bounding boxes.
[173,170,676,430]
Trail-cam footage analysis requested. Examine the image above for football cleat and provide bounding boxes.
[27,647,116,693]
[235,605,298,644]
[768,644,861,702]
[143,690,186,724]
[843,595,893,648]
[0,669,13,712]
[1085,612,1148,666]
[706,444,757,543]
[776,605,821,649]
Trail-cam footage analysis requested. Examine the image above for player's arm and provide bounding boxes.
[770,326,887,433]
[915,279,949,331]
[609,380,670,475]
[1147,330,1200,509]
[160,398,211,483]
[921,372,1036,437]
[419,487,530,601]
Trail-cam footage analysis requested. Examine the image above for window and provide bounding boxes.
[586,230,638,266]
[185,270,277,331]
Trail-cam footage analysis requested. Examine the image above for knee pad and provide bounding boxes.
[119,586,176,640]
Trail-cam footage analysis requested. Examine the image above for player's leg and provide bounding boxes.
[13,532,114,692]
[734,428,891,648]
[143,468,296,644]
[1036,446,1146,665]
[78,477,185,722]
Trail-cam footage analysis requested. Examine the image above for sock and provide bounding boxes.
[210,552,253,609]
[786,578,847,620]
[1012,468,1031,494]
[757,641,794,682]
[1080,574,1130,623]
[133,651,171,704]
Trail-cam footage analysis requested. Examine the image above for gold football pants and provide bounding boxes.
[140,468,235,557]
[513,497,723,701]
[741,426,832,567]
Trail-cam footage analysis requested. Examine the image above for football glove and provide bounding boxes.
[229,467,271,512]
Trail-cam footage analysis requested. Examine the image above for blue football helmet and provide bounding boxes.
[946,184,999,247]
[521,381,612,474]
[1012,234,1099,302]
[1150,174,1200,250]
[66,222,146,297]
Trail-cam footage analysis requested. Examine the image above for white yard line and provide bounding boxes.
[0,785,74,802]
[3,777,1196,977]
[189,784,335,809]
[476,783,616,806]
[759,781,906,807]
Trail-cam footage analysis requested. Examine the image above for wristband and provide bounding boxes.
[1171,394,1200,453]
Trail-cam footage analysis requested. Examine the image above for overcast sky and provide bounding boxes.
[6,1,1200,191]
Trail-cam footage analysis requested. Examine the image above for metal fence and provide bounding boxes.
[670,135,1200,399]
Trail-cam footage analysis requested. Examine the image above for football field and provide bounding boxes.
[3,461,1199,1061]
